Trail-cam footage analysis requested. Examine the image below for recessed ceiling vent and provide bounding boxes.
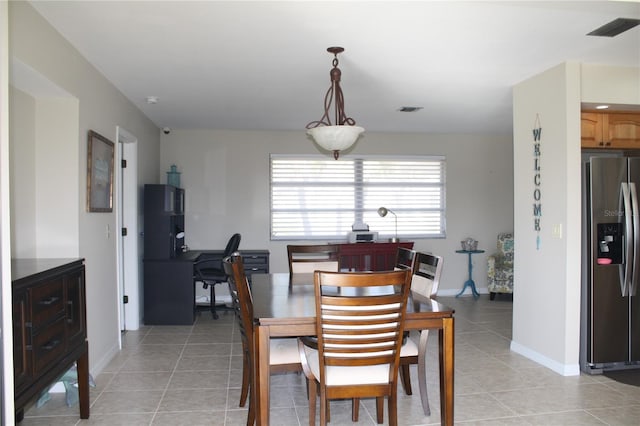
[587,18,640,37]
[398,106,423,112]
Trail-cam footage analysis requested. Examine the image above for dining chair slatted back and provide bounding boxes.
[395,247,416,271]
[398,251,445,415]
[411,252,444,297]
[287,244,340,275]
[299,269,412,426]
[223,254,301,426]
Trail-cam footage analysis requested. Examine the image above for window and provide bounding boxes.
[270,154,446,240]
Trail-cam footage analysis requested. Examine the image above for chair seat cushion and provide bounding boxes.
[399,335,419,357]
[291,261,339,274]
[270,338,300,365]
[303,345,390,386]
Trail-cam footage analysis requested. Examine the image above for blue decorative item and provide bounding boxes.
[167,164,181,188]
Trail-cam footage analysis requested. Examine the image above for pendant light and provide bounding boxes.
[306,47,364,160]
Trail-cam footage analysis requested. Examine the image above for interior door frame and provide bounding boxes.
[116,126,140,337]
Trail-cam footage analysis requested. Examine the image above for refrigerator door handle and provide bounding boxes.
[622,182,632,297]
[630,182,639,297]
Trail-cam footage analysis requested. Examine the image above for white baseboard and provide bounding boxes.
[511,340,580,376]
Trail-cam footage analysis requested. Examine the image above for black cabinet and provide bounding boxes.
[143,254,198,325]
[144,184,185,259]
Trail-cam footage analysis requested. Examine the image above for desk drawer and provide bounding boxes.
[242,254,268,265]
[244,266,268,275]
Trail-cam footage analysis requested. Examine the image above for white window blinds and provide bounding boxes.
[270,155,446,240]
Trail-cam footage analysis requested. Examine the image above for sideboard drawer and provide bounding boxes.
[31,279,65,329]
[32,317,66,376]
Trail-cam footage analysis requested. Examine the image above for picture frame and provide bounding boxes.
[87,130,115,212]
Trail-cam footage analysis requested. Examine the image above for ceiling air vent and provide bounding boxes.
[587,18,640,37]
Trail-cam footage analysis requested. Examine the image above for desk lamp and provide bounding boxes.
[377,207,398,243]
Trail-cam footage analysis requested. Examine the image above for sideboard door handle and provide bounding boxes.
[38,296,60,306]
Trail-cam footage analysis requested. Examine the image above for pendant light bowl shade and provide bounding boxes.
[306,47,364,160]
[307,125,364,159]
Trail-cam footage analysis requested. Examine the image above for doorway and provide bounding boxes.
[116,126,139,336]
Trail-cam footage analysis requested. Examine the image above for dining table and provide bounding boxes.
[251,272,455,426]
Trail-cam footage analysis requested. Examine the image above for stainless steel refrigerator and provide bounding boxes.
[581,154,640,373]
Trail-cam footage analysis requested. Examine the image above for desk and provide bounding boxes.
[252,273,455,426]
[143,249,269,325]
[455,249,484,298]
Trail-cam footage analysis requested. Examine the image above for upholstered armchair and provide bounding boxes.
[487,233,514,299]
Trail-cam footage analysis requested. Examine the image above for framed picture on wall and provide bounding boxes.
[87,130,115,212]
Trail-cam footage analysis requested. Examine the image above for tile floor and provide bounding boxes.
[19,295,640,425]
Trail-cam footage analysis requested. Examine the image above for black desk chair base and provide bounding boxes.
[197,282,234,319]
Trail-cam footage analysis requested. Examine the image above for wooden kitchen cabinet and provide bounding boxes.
[582,112,640,149]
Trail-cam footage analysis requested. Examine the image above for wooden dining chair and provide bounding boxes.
[351,245,417,421]
[298,269,412,426]
[223,254,301,426]
[398,251,444,414]
[395,246,416,270]
[287,244,340,275]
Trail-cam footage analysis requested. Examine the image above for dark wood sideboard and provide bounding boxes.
[11,258,89,422]
[337,241,414,271]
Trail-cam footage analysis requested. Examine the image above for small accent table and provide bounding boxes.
[455,249,484,298]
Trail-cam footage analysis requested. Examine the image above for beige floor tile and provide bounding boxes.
[181,342,232,357]
[158,388,228,412]
[168,370,227,390]
[77,413,154,425]
[90,389,164,414]
[104,371,172,391]
[176,355,231,372]
[151,410,221,425]
[19,294,640,426]
[588,404,640,426]
[517,410,608,425]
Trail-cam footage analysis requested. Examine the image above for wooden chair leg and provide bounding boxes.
[375,396,384,424]
[388,392,398,426]
[352,398,359,421]
[239,351,250,407]
[309,380,317,426]
[399,364,412,395]
[247,398,255,426]
[319,389,328,426]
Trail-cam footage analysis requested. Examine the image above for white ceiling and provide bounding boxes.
[25,1,640,135]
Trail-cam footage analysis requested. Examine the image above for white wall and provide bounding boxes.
[7,2,161,380]
[581,65,640,104]
[161,129,514,294]
[512,63,640,375]
[8,87,36,257]
[1,1,15,422]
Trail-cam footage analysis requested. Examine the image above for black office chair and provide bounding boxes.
[193,233,241,319]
